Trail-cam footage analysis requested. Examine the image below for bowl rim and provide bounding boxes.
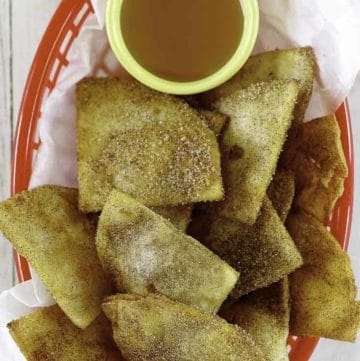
[106,0,259,95]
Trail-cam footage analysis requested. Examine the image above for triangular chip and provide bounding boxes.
[182,95,229,136]
[201,47,315,123]
[204,197,302,297]
[267,170,295,223]
[152,205,193,232]
[8,305,123,360]
[0,186,112,328]
[102,294,267,361]
[96,190,239,314]
[281,115,348,222]
[77,78,223,212]
[287,212,360,341]
[213,80,299,223]
[221,278,290,361]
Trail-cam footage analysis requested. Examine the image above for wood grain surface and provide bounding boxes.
[0,0,60,293]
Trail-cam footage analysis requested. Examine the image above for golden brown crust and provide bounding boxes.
[267,170,295,223]
[0,185,112,329]
[287,212,359,341]
[221,278,290,361]
[77,78,223,212]
[182,95,229,136]
[151,205,193,232]
[204,197,303,297]
[281,115,348,222]
[200,47,316,124]
[8,305,123,361]
[102,294,267,361]
[96,190,239,314]
[213,80,299,224]
[198,109,229,137]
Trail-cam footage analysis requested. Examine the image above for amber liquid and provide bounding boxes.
[121,0,244,82]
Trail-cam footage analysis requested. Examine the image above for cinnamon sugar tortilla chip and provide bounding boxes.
[199,109,229,137]
[8,305,123,361]
[0,186,112,329]
[77,78,223,212]
[287,212,360,342]
[221,278,290,361]
[204,197,303,297]
[281,115,348,222]
[213,80,299,224]
[152,205,193,232]
[96,190,239,314]
[201,47,315,123]
[267,170,295,223]
[182,95,229,136]
[102,294,267,361]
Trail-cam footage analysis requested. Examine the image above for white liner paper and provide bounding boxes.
[1,0,359,359]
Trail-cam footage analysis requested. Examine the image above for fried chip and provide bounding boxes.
[96,190,239,314]
[102,294,267,361]
[213,80,299,224]
[281,115,348,222]
[286,212,360,341]
[0,186,112,329]
[151,205,193,232]
[77,78,223,212]
[182,95,229,137]
[201,47,315,123]
[267,170,295,222]
[199,109,229,137]
[8,305,123,361]
[205,197,302,297]
[221,278,290,361]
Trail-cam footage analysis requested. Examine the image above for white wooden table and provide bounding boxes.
[0,0,61,292]
[0,0,359,295]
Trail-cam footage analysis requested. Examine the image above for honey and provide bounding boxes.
[121,0,244,82]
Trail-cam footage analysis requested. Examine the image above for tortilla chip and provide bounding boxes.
[182,95,228,136]
[205,197,302,297]
[287,212,360,341]
[201,47,315,123]
[96,190,239,314]
[281,115,348,222]
[8,305,123,361]
[199,109,229,137]
[213,80,299,224]
[102,294,267,361]
[77,78,223,212]
[267,170,295,222]
[221,278,290,361]
[152,205,193,232]
[0,186,112,329]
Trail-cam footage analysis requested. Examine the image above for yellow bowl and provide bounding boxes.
[107,0,259,95]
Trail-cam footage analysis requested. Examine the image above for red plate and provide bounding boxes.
[11,0,354,360]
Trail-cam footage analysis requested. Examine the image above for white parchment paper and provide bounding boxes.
[1,0,359,359]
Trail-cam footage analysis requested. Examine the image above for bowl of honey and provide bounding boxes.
[107,0,259,95]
